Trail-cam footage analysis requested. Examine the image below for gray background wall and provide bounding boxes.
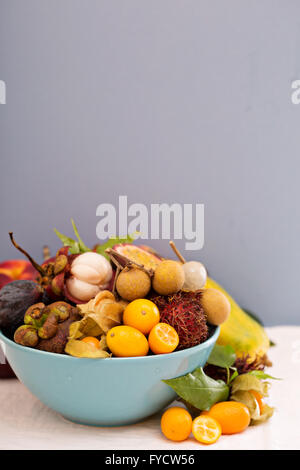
[0,0,299,325]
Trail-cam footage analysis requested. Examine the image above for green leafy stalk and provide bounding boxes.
[230,373,276,423]
[228,368,238,384]
[71,219,90,253]
[54,219,137,258]
[53,228,81,254]
[206,344,237,384]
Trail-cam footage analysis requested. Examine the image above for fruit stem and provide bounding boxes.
[105,248,154,276]
[43,245,51,261]
[112,265,120,298]
[169,241,186,264]
[9,232,46,276]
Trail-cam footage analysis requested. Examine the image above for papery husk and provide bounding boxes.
[231,373,270,397]
[77,315,103,337]
[230,373,274,424]
[77,291,115,316]
[251,403,274,424]
[230,390,261,420]
[69,321,84,340]
[94,300,124,333]
[75,290,124,337]
[230,390,274,424]
[65,337,110,358]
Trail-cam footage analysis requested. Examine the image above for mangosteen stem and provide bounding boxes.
[9,232,46,277]
[169,240,186,264]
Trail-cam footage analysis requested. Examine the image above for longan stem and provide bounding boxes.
[105,248,154,276]
[112,266,120,298]
[169,241,186,264]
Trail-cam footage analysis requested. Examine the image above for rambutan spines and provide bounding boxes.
[151,291,208,350]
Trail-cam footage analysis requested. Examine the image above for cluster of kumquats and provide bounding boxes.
[161,400,255,445]
[82,299,180,357]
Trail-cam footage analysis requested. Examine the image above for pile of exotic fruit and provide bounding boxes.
[0,221,278,445]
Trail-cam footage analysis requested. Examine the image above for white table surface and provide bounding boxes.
[0,326,299,450]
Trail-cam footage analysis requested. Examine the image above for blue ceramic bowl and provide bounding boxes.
[0,327,219,426]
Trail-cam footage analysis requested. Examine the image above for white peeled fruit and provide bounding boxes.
[71,264,102,285]
[68,252,113,301]
[72,252,112,284]
[182,261,207,291]
[66,277,101,302]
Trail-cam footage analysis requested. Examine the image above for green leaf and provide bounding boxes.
[207,344,236,369]
[247,370,281,380]
[163,367,229,411]
[71,219,90,253]
[54,220,91,254]
[53,228,81,254]
[96,233,137,260]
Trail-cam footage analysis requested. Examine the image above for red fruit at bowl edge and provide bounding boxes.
[0,259,38,290]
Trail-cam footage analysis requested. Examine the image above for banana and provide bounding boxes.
[205,277,270,361]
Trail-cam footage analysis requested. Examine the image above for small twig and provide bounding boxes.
[9,232,46,276]
[109,253,123,271]
[112,266,120,298]
[169,240,186,264]
[43,245,51,261]
[105,248,154,276]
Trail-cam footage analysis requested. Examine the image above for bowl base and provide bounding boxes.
[61,414,150,427]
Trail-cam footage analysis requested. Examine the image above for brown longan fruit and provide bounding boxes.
[200,288,230,325]
[152,260,185,295]
[116,268,151,301]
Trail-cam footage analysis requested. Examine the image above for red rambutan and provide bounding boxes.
[151,291,208,350]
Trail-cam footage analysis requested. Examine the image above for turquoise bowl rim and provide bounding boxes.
[0,326,220,363]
